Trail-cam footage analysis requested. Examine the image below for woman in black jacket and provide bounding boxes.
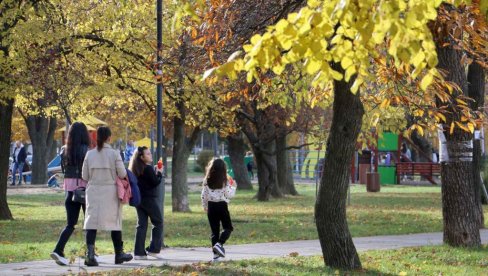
[129,146,163,259]
[51,122,90,266]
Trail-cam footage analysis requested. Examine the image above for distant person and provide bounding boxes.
[11,141,27,186]
[124,140,135,162]
[432,151,438,163]
[385,152,391,165]
[400,143,411,162]
[82,126,132,266]
[400,143,412,181]
[51,122,90,266]
[201,159,237,262]
[246,151,254,180]
[129,146,164,260]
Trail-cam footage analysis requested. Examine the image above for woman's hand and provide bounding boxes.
[154,165,163,174]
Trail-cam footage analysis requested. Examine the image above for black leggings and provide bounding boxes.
[53,191,85,255]
[207,201,233,246]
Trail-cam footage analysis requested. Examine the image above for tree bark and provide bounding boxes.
[468,62,486,227]
[24,115,57,185]
[436,34,481,246]
[276,135,298,195]
[172,112,192,212]
[315,64,363,269]
[0,99,14,220]
[254,139,281,201]
[227,133,252,190]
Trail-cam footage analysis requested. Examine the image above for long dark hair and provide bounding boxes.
[96,126,111,151]
[65,122,90,165]
[129,146,148,177]
[205,158,227,189]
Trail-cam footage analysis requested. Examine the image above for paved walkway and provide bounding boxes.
[1,230,487,275]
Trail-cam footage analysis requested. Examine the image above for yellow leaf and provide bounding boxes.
[399,272,407,276]
[305,58,322,75]
[437,113,446,122]
[467,122,475,133]
[350,78,363,94]
[341,56,353,69]
[420,73,433,91]
[450,122,455,135]
[416,125,424,136]
[380,99,390,109]
[456,122,470,133]
[456,98,468,106]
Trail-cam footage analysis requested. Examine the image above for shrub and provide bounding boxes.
[197,150,214,172]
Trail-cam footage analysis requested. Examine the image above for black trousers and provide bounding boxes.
[53,191,85,255]
[134,196,163,255]
[86,230,123,249]
[207,201,233,246]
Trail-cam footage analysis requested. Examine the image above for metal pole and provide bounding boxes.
[156,0,166,249]
[150,126,155,164]
[156,0,163,162]
[213,132,218,157]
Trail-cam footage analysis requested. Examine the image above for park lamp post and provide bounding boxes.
[156,0,166,248]
[156,0,163,163]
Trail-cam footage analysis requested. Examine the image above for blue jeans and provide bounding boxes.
[12,162,24,185]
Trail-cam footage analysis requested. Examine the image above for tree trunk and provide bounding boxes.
[25,115,57,185]
[171,114,191,212]
[227,133,252,190]
[315,64,363,269]
[437,36,481,247]
[276,135,298,195]
[0,99,14,220]
[254,139,281,201]
[468,62,486,227]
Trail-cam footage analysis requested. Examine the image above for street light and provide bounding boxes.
[156,0,166,248]
[156,0,163,163]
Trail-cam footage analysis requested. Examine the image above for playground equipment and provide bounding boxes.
[372,133,439,185]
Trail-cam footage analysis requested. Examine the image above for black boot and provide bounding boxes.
[114,242,133,264]
[84,245,99,266]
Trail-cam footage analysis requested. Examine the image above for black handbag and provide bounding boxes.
[72,187,86,204]
[72,162,85,204]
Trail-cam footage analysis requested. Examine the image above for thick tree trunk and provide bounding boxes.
[171,114,191,212]
[254,140,281,201]
[468,62,486,227]
[25,115,57,185]
[315,65,363,269]
[276,135,298,195]
[227,134,252,190]
[437,37,481,247]
[0,99,14,220]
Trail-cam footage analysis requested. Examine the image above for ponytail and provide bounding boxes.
[96,126,111,151]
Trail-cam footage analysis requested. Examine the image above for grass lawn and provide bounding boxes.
[101,245,488,275]
[0,185,487,263]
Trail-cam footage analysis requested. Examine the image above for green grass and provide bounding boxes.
[99,245,488,275]
[0,185,487,263]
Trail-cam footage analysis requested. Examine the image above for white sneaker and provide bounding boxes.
[147,251,164,259]
[50,252,69,266]
[212,253,222,262]
[134,255,148,260]
[212,243,225,257]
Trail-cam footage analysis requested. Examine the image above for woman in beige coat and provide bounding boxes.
[82,126,133,266]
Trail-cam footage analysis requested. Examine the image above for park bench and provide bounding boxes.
[396,162,440,185]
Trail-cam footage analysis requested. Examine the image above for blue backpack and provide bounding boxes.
[126,169,141,207]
